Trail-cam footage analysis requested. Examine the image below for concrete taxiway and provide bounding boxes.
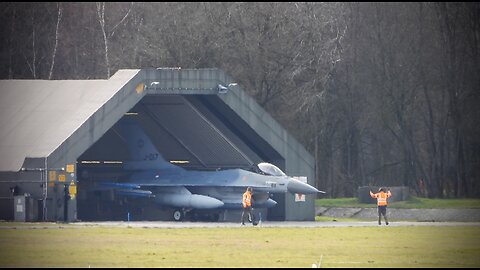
[1,221,479,229]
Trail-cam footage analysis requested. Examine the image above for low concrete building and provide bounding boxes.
[0,68,316,222]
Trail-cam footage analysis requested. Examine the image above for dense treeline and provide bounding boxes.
[1,2,479,198]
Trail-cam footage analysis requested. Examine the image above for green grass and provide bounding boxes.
[315,197,368,208]
[0,222,76,227]
[0,226,479,267]
[316,196,480,209]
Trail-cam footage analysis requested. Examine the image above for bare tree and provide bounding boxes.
[1,2,478,197]
[7,4,16,79]
[24,7,38,79]
[96,2,133,78]
[48,3,63,80]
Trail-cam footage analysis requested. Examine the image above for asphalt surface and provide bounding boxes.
[316,207,480,222]
[1,220,480,229]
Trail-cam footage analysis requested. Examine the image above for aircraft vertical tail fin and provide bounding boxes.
[116,117,184,171]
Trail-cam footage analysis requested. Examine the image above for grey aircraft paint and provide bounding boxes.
[96,117,323,221]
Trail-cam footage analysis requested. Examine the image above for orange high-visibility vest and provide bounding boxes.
[242,191,252,208]
[370,191,392,206]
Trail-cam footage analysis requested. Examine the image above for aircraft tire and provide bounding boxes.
[173,209,184,221]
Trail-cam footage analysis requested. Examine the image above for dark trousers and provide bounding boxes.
[241,206,252,224]
[377,205,388,224]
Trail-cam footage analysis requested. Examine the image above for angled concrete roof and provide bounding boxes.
[0,70,141,171]
[0,68,314,178]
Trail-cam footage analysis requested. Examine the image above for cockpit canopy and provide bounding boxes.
[257,162,287,177]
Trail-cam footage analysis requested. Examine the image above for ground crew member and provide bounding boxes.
[241,187,253,225]
[370,187,392,225]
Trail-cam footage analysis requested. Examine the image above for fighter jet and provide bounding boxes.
[99,118,324,221]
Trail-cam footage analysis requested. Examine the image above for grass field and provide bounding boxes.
[0,225,479,268]
[316,196,480,209]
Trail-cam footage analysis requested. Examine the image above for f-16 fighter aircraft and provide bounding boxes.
[99,118,323,221]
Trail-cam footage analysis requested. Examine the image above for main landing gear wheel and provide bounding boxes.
[173,209,184,221]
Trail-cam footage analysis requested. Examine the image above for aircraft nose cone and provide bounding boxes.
[190,194,224,209]
[287,178,320,194]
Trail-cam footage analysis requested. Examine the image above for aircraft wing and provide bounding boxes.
[115,189,155,198]
[99,180,269,189]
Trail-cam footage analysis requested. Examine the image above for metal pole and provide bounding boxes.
[43,158,48,221]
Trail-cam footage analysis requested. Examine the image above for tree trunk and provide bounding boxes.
[49,3,63,80]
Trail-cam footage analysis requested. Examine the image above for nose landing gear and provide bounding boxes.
[172,208,221,222]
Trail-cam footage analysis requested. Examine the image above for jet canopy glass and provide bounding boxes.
[257,162,287,177]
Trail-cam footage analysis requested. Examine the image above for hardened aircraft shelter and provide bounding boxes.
[0,68,315,222]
